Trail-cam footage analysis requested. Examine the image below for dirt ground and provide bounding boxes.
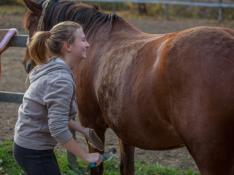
[1,9,234,172]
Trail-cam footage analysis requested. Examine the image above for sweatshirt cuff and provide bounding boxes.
[53,129,73,145]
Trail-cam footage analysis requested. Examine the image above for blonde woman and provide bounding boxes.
[13,21,102,175]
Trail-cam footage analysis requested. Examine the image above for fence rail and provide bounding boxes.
[9,35,28,47]
[81,0,234,21]
[0,91,24,104]
[81,0,234,8]
[0,35,27,103]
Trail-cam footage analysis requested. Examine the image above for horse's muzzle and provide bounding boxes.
[25,59,33,74]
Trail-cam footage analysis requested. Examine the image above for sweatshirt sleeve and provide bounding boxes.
[44,78,74,145]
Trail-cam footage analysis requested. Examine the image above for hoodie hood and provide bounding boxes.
[29,57,73,84]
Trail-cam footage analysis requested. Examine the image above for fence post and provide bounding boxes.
[138,3,148,15]
[218,0,224,22]
[112,2,116,14]
[163,4,169,20]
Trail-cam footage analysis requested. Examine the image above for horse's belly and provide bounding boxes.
[108,114,184,150]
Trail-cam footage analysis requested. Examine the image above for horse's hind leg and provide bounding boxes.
[119,139,135,175]
[175,112,234,175]
[88,127,106,175]
[188,137,234,175]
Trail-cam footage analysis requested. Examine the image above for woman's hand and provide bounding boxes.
[85,153,102,166]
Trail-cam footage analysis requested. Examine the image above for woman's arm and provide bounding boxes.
[62,138,101,164]
[68,119,88,135]
[44,77,101,164]
[68,120,104,151]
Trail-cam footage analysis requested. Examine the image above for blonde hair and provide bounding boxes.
[28,21,82,65]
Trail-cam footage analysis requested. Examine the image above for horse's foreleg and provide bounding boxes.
[119,139,135,175]
[88,127,106,175]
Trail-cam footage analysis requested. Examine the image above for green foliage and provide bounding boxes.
[0,0,23,5]
[86,2,130,11]
[0,141,24,175]
[130,4,231,20]
[1,2,234,20]
[135,161,198,175]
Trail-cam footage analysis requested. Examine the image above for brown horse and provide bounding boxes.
[23,0,234,174]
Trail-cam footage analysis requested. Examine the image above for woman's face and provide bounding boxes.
[72,28,89,59]
[65,28,90,61]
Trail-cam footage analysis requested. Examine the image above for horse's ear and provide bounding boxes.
[23,0,42,14]
[93,4,100,11]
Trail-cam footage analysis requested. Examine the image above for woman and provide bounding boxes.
[13,21,103,175]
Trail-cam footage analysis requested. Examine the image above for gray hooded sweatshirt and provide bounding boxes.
[14,57,77,150]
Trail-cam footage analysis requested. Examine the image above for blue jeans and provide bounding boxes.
[13,142,61,175]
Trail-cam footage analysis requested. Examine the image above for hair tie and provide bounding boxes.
[45,31,51,38]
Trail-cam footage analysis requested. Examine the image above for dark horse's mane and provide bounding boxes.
[23,0,140,72]
[25,0,122,39]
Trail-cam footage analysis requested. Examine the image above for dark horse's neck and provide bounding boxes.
[43,1,143,42]
[79,11,142,41]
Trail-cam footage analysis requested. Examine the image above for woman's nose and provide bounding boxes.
[86,42,90,48]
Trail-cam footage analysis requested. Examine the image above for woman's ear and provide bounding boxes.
[63,41,72,53]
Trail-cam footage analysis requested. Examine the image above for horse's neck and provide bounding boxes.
[88,16,158,51]
[112,17,143,35]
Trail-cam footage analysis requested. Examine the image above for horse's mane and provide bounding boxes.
[25,1,122,38]
[24,0,142,41]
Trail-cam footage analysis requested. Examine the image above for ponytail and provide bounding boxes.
[28,21,81,65]
[28,31,50,65]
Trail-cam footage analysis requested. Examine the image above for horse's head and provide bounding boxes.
[23,0,43,37]
[23,0,99,73]
[23,0,44,73]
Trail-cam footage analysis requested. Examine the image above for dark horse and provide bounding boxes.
[23,0,234,174]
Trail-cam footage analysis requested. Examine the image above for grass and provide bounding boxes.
[0,140,198,175]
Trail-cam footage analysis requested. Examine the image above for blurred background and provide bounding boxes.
[2,0,234,21]
[1,0,234,174]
